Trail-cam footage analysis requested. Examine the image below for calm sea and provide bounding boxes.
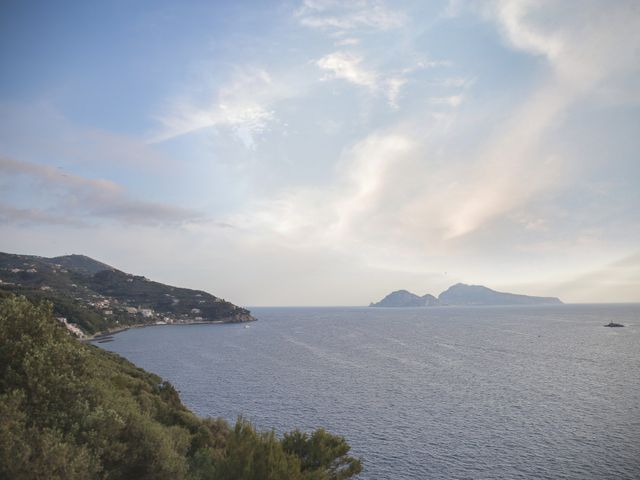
[98,304,640,479]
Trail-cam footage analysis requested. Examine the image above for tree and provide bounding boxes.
[0,296,363,480]
[283,428,362,480]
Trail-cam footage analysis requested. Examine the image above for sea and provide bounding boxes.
[97,304,640,479]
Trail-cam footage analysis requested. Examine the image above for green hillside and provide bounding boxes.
[0,295,362,480]
[0,252,254,335]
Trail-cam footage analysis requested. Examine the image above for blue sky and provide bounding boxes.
[1,0,639,305]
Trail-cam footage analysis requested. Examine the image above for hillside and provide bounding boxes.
[44,254,114,276]
[0,252,254,335]
[369,290,425,307]
[438,283,563,305]
[0,295,362,480]
[370,283,563,307]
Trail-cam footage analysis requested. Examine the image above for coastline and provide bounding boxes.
[83,313,257,342]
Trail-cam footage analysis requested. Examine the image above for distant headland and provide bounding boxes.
[370,283,563,307]
[0,251,255,338]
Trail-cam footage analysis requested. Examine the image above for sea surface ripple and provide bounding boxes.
[99,304,640,479]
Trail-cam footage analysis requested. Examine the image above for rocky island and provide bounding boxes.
[0,251,255,337]
[370,283,563,307]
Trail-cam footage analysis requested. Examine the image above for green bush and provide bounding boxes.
[0,296,362,479]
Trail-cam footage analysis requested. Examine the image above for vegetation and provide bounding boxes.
[0,295,362,479]
[0,252,254,335]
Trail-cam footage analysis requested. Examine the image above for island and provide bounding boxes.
[0,251,255,338]
[370,283,563,307]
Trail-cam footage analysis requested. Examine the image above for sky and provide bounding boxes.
[1,0,639,306]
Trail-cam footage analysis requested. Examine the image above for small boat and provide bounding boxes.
[244,325,250,329]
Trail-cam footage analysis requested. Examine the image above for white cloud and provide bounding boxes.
[296,0,406,33]
[151,68,289,147]
[226,2,640,276]
[386,77,407,108]
[229,131,416,249]
[491,0,564,61]
[433,0,640,239]
[433,77,474,88]
[334,37,361,46]
[316,51,378,90]
[316,51,442,108]
[3,1,639,304]
[490,0,640,89]
[429,94,464,108]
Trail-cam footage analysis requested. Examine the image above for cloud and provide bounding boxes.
[0,103,172,173]
[225,1,640,278]
[316,51,378,90]
[386,77,407,108]
[316,51,442,107]
[429,94,464,108]
[2,0,638,305]
[151,68,292,147]
[0,157,200,226]
[228,130,419,252]
[489,0,640,89]
[555,252,640,302]
[296,0,406,33]
[0,204,86,227]
[334,37,360,46]
[426,0,640,239]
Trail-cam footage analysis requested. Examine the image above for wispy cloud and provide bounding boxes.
[490,0,640,88]
[0,204,86,227]
[227,1,640,271]
[0,157,200,226]
[1,0,638,304]
[228,129,419,251]
[555,252,640,302]
[421,0,640,241]
[150,68,293,147]
[429,94,464,108]
[316,51,443,108]
[296,0,406,33]
[386,77,407,108]
[0,103,172,173]
[334,37,361,46]
[301,1,449,109]
[316,51,378,90]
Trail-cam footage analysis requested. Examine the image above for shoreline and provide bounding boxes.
[83,314,257,342]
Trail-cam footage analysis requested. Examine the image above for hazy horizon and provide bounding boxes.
[1,1,639,305]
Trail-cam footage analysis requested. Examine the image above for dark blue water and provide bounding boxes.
[99,304,640,479]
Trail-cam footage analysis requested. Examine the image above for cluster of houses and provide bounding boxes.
[0,261,71,289]
[1,261,233,332]
[56,316,85,338]
[4,263,69,275]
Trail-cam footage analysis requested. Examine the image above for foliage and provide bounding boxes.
[0,295,362,479]
[0,252,252,335]
[283,429,363,480]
